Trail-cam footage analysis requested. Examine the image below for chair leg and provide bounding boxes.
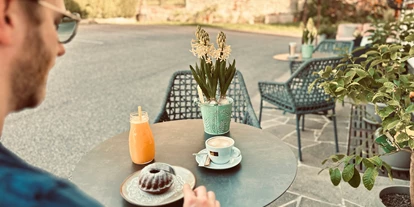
[332,108,339,153]
[301,114,305,131]
[296,114,303,161]
[259,98,263,125]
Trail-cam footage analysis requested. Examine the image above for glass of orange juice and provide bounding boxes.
[129,111,155,164]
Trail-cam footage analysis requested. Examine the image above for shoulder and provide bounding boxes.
[0,144,102,207]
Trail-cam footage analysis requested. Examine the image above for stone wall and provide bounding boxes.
[139,0,299,24]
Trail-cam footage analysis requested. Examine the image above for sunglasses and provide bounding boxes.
[38,0,81,44]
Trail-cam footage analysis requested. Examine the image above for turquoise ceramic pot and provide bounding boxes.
[200,97,233,135]
[301,44,314,59]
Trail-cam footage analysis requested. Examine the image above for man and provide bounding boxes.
[0,0,219,206]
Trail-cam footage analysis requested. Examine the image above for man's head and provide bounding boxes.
[0,0,78,112]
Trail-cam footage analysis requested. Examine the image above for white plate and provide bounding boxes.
[195,147,242,170]
[120,166,196,206]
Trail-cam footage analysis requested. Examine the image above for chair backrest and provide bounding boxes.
[154,70,260,128]
[314,39,354,55]
[287,57,343,109]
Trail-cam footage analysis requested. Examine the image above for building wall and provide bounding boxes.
[140,0,299,23]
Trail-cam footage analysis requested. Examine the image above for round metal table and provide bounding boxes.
[71,120,297,207]
[273,52,335,62]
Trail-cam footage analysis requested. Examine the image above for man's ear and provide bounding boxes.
[0,0,13,45]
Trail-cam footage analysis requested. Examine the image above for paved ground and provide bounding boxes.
[257,74,410,207]
[1,24,409,206]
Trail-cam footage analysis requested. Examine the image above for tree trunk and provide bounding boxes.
[316,0,321,45]
[301,0,308,24]
[410,152,414,207]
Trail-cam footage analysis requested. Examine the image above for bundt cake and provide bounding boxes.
[138,162,175,194]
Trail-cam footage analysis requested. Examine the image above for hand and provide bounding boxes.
[183,184,220,207]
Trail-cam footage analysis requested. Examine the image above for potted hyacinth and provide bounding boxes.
[301,18,318,59]
[189,26,236,135]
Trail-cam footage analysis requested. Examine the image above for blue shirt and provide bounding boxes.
[0,143,103,207]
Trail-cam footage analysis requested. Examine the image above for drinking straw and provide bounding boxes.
[197,86,204,104]
[138,106,142,122]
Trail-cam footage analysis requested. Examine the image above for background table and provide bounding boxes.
[71,120,297,207]
[273,52,335,62]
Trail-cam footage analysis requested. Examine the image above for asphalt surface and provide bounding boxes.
[2,24,300,178]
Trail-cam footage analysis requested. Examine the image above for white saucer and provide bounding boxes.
[120,165,196,206]
[195,147,242,170]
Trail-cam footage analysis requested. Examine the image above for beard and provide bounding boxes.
[10,29,54,111]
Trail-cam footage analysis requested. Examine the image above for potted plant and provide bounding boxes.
[189,26,236,135]
[310,29,414,205]
[301,18,318,59]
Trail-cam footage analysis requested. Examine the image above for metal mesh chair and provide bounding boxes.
[314,39,354,55]
[290,39,354,74]
[154,70,260,128]
[259,57,343,161]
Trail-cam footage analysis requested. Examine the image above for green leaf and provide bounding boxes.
[343,155,355,165]
[355,156,363,165]
[366,50,380,55]
[409,47,414,56]
[408,139,414,150]
[355,68,369,78]
[390,45,404,52]
[368,156,383,167]
[321,66,333,78]
[329,168,341,186]
[382,116,400,130]
[371,59,384,68]
[372,92,392,101]
[390,52,398,60]
[383,82,395,88]
[405,34,414,41]
[386,100,400,107]
[406,105,414,113]
[396,132,410,143]
[362,167,378,190]
[368,68,375,76]
[378,106,395,119]
[400,75,409,84]
[348,167,361,188]
[401,56,412,62]
[342,164,355,182]
[362,158,375,168]
[385,120,400,131]
[335,87,345,92]
[382,161,393,181]
[321,158,329,165]
[328,154,346,162]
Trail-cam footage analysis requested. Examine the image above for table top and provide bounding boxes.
[71,120,297,207]
[273,52,335,62]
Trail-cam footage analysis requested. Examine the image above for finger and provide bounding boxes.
[194,185,207,198]
[183,184,195,197]
[216,200,221,207]
[207,191,216,201]
[183,184,196,207]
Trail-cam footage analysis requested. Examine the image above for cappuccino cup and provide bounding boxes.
[205,136,240,164]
